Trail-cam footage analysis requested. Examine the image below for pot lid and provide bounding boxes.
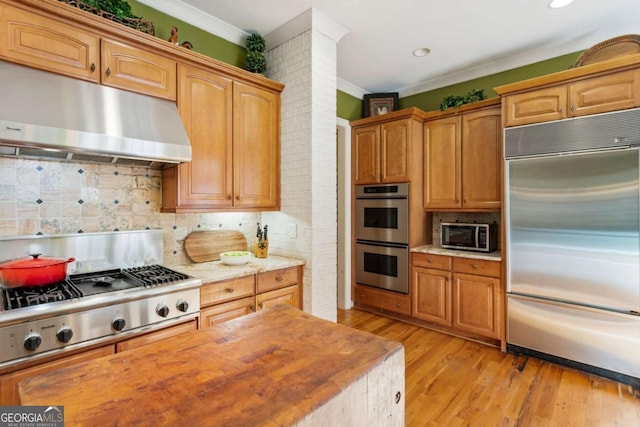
[0,254,73,269]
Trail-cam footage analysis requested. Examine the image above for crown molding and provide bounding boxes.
[265,8,348,50]
[337,78,366,99]
[138,0,247,45]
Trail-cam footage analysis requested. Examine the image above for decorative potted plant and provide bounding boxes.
[244,33,267,74]
[440,89,486,111]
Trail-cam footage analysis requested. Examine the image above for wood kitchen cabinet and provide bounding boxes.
[0,345,115,405]
[502,68,640,127]
[352,109,425,185]
[199,266,302,328]
[0,4,176,99]
[162,64,281,212]
[423,102,501,210]
[0,3,100,82]
[411,252,502,342]
[100,38,177,100]
[353,283,411,316]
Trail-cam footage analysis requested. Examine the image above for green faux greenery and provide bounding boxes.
[246,33,266,53]
[81,0,139,19]
[439,89,486,111]
[245,51,266,74]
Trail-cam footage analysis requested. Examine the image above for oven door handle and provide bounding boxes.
[355,239,408,249]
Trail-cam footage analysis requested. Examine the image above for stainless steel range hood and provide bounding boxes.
[0,60,191,168]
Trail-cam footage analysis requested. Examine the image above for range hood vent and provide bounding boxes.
[0,60,191,168]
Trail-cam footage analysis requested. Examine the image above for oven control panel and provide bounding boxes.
[0,288,200,365]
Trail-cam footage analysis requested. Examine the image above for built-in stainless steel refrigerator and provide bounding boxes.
[505,108,640,386]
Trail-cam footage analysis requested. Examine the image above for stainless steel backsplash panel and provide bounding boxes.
[0,230,163,274]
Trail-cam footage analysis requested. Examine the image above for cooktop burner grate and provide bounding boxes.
[3,282,82,310]
[124,265,189,286]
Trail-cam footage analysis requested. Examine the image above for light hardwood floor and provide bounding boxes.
[337,308,640,427]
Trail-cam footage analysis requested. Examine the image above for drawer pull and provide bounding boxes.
[225,288,234,293]
[250,304,255,312]
[275,275,283,282]
[427,259,432,263]
[395,391,402,404]
[395,303,401,308]
[106,67,111,77]
[90,63,96,72]
[259,302,264,309]
[471,264,478,269]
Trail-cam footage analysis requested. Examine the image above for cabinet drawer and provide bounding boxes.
[116,319,197,352]
[256,267,298,293]
[412,253,452,270]
[353,284,411,316]
[201,276,255,306]
[453,257,500,277]
[256,285,301,310]
[200,296,255,328]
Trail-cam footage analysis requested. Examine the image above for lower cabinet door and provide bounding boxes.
[0,345,115,405]
[200,297,256,328]
[452,273,500,339]
[411,266,452,326]
[256,285,301,311]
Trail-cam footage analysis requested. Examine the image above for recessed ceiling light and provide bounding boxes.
[413,48,431,57]
[548,0,574,8]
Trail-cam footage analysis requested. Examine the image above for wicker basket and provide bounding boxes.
[574,34,640,67]
[58,0,155,36]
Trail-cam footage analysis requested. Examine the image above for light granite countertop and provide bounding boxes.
[411,245,502,261]
[170,255,305,284]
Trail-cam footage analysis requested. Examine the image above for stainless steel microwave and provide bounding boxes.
[440,222,498,252]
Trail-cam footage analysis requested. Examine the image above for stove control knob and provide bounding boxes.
[157,304,170,318]
[24,334,42,351]
[112,317,126,331]
[56,327,74,343]
[176,300,189,313]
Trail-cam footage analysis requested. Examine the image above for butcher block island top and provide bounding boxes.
[19,305,405,427]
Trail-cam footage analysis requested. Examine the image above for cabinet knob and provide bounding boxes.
[106,67,111,77]
[427,259,432,263]
[275,275,283,282]
[570,104,575,112]
[235,194,240,200]
[258,302,264,309]
[395,303,401,308]
[471,264,478,269]
[227,194,232,200]
[250,304,256,312]
[559,106,563,113]
[395,391,402,404]
[90,63,96,73]
[225,287,234,293]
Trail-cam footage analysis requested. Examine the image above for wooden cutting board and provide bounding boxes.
[183,230,248,263]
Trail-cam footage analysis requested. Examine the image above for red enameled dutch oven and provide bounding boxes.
[0,254,75,288]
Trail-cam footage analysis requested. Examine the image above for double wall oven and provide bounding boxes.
[355,183,409,294]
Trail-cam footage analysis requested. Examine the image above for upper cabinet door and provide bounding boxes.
[461,108,502,210]
[380,119,410,183]
[0,4,99,82]
[101,39,176,100]
[569,68,640,117]
[423,116,461,209]
[233,81,280,210]
[353,125,380,185]
[503,86,567,127]
[171,63,233,209]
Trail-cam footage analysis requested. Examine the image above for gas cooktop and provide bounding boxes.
[2,265,190,311]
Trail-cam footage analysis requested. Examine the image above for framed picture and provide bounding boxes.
[363,93,399,118]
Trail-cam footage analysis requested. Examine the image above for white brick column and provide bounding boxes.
[262,9,347,321]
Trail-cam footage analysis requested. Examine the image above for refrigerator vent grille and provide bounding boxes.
[505,107,640,158]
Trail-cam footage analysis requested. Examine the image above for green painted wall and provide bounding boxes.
[399,51,582,113]
[337,90,362,121]
[126,3,582,121]
[129,1,245,68]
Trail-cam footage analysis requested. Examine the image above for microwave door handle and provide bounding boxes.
[475,227,480,248]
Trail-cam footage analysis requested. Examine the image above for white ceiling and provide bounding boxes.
[143,0,640,98]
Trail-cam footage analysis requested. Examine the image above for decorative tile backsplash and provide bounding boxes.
[0,157,259,265]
